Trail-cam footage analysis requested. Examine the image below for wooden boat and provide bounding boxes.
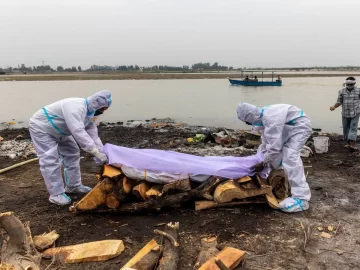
[229,70,282,86]
[229,79,282,86]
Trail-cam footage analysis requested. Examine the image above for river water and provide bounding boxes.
[0,77,348,133]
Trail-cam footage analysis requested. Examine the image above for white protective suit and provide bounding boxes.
[237,103,312,212]
[29,90,112,198]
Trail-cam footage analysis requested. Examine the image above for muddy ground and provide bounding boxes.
[1,125,360,270]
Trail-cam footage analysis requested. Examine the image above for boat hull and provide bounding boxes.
[229,79,282,86]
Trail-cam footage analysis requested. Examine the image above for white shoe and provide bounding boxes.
[279,197,309,213]
[49,193,71,205]
[65,184,92,194]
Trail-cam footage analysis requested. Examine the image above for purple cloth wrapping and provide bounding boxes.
[103,144,265,179]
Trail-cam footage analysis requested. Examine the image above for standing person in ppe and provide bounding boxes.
[237,103,312,213]
[29,90,111,205]
[330,77,360,151]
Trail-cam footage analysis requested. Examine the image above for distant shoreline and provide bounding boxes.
[1,72,359,81]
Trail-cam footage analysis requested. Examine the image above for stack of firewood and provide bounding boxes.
[120,222,246,270]
[70,165,289,214]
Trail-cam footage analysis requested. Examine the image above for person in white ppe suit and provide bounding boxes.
[29,90,111,205]
[237,103,312,213]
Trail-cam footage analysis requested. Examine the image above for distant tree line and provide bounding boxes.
[2,63,360,74]
[0,62,234,73]
[0,64,82,73]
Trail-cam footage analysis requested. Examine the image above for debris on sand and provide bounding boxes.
[0,139,36,159]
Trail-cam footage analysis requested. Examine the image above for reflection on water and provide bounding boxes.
[0,77,347,133]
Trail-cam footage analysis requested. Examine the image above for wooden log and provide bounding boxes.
[43,240,125,263]
[195,237,219,268]
[133,182,152,201]
[195,199,267,211]
[105,193,120,209]
[213,180,272,203]
[120,239,161,270]
[267,169,289,200]
[112,175,136,204]
[198,247,245,270]
[0,212,41,270]
[79,177,221,214]
[33,230,59,251]
[130,245,162,270]
[236,176,252,184]
[158,222,180,270]
[73,177,220,214]
[265,191,279,209]
[146,185,163,199]
[123,176,136,194]
[70,178,114,212]
[160,178,191,195]
[102,164,122,178]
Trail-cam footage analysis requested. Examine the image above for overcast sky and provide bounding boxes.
[1,0,359,69]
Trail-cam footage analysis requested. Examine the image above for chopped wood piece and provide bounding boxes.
[202,192,214,201]
[33,230,59,251]
[195,199,267,211]
[146,185,163,199]
[214,180,272,203]
[105,193,120,209]
[267,169,289,200]
[70,178,114,212]
[265,191,279,209]
[113,176,136,203]
[195,237,219,268]
[0,212,41,270]
[120,239,161,270]
[43,240,125,263]
[122,176,136,194]
[198,247,245,270]
[158,222,180,270]
[133,182,152,201]
[201,237,217,246]
[236,176,252,184]
[102,164,122,178]
[161,178,191,195]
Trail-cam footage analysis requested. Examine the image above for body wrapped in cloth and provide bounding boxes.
[102,144,267,183]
